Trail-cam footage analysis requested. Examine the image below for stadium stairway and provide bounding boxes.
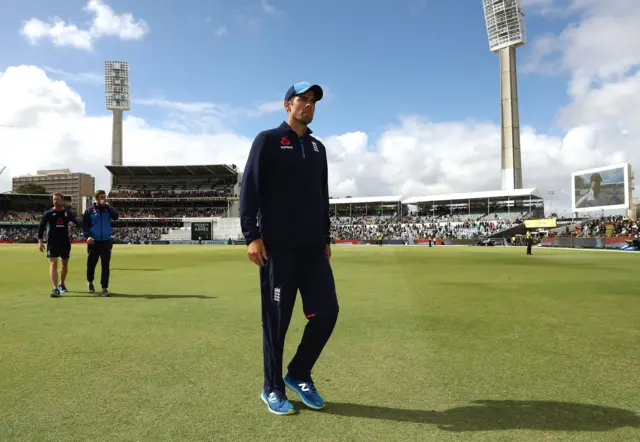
[161,228,191,241]
[487,223,526,239]
[212,217,242,240]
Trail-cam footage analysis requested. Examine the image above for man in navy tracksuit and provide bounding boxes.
[37,192,78,297]
[83,190,119,296]
[240,82,339,415]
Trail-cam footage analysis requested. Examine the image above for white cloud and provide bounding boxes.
[21,19,93,51]
[133,97,283,133]
[245,101,283,117]
[521,0,568,16]
[20,0,149,51]
[133,98,223,114]
[42,66,103,85]
[0,66,252,194]
[2,0,640,218]
[259,0,277,15]
[86,0,148,40]
[215,26,228,37]
[524,0,640,93]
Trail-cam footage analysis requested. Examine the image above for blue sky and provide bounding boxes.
[2,0,638,215]
[0,0,571,139]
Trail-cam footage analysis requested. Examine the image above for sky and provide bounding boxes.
[0,0,639,216]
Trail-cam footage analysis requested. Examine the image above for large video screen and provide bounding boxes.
[571,163,630,212]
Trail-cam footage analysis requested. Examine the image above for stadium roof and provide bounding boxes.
[105,164,238,177]
[0,193,71,203]
[402,188,541,204]
[329,196,402,205]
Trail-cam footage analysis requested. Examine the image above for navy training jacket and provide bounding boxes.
[83,203,119,241]
[240,121,331,251]
[38,208,78,243]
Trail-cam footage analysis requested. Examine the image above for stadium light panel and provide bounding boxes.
[104,60,130,111]
[482,0,526,53]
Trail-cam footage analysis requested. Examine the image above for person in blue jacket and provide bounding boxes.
[240,81,339,415]
[83,189,118,296]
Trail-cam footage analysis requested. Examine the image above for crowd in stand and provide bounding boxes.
[0,226,168,242]
[112,227,169,243]
[0,211,43,222]
[3,202,637,243]
[116,207,226,218]
[329,213,521,240]
[548,216,638,239]
[108,187,234,199]
[0,227,38,241]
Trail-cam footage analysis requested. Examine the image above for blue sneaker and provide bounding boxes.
[58,283,68,293]
[260,391,296,415]
[284,374,325,410]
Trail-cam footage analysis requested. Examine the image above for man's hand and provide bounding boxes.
[87,237,95,245]
[247,239,268,267]
[38,241,45,253]
[325,243,331,260]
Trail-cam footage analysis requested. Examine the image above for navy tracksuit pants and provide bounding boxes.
[87,240,113,288]
[260,248,339,395]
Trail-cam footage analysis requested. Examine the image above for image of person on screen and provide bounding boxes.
[576,173,607,208]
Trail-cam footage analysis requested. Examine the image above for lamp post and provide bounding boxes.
[104,61,130,188]
[482,0,526,191]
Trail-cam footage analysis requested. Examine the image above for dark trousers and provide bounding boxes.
[87,240,113,288]
[260,248,339,394]
[526,239,533,255]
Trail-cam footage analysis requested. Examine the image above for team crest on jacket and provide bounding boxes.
[280,137,292,149]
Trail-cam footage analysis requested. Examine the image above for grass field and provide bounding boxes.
[1,244,639,441]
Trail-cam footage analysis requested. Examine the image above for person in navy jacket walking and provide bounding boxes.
[240,82,339,415]
[83,189,119,296]
[37,192,79,298]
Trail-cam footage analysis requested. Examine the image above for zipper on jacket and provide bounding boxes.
[298,135,306,159]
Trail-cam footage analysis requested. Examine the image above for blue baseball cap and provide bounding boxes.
[284,82,324,102]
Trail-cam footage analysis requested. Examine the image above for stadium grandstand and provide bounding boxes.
[0,193,73,243]
[100,163,553,244]
[105,164,243,243]
[3,171,635,247]
[329,189,544,242]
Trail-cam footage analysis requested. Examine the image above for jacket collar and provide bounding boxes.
[279,121,313,136]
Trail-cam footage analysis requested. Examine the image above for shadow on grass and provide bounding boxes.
[110,293,216,300]
[290,400,640,432]
[64,292,215,300]
[112,268,162,272]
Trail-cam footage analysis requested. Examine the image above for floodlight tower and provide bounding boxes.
[104,61,130,187]
[482,0,526,190]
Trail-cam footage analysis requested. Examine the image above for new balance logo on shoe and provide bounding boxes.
[298,382,310,392]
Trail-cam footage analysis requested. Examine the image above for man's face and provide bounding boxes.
[52,194,63,207]
[97,194,106,205]
[286,90,317,125]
